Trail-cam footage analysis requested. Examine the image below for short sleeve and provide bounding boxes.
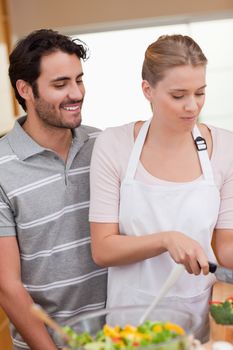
[89,124,133,223]
[215,160,233,229]
[0,189,16,236]
[211,126,233,229]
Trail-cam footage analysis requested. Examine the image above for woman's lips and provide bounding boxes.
[181,116,196,121]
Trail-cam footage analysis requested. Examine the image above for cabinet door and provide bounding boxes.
[0,308,12,350]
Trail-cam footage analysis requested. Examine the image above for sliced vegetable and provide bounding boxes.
[209,301,222,305]
[63,320,186,350]
[210,297,233,325]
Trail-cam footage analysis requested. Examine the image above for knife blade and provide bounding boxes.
[208,261,233,284]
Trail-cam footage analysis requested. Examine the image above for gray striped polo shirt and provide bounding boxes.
[0,116,107,349]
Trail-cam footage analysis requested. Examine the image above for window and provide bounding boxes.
[75,18,233,130]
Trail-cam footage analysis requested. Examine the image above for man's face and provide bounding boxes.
[31,51,85,129]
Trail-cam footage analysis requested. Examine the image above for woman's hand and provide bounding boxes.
[162,231,209,275]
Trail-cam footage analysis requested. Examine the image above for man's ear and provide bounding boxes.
[15,80,33,101]
[142,80,152,102]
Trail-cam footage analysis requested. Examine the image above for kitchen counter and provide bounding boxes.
[212,281,233,301]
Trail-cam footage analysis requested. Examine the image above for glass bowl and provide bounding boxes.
[61,305,201,350]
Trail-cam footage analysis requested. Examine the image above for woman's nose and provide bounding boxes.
[184,97,198,112]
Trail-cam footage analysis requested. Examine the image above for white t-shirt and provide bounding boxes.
[89,121,233,229]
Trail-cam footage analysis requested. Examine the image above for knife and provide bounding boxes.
[208,261,233,284]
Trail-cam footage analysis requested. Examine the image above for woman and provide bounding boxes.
[89,34,233,342]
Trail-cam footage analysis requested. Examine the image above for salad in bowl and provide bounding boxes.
[61,306,201,350]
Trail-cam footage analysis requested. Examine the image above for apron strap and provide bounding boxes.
[125,119,151,181]
[192,125,214,183]
[125,120,214,184]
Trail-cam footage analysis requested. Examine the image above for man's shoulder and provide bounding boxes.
[78,124,101,136]
[0,134,14,157]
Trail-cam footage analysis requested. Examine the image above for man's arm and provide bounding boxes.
[0,236,57,350]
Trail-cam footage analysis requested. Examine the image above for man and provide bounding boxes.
[0,29,107,349]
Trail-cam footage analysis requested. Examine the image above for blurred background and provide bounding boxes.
[1,0,233,135]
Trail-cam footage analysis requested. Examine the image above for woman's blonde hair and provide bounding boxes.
[142,34,207,86]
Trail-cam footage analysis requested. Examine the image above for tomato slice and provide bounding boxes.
[209,300,222,305]
[112,337,121,343]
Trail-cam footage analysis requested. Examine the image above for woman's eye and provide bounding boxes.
[172,95,183,99]
[195,93,205,96]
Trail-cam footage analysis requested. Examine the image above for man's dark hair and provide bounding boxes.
[9,29,88,111]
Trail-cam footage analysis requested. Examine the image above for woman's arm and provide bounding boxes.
[212,229,233,269]
[90,222,210,275]
[90,222,166,266]
[212,130,233,269]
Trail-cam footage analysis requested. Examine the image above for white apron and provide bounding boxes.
[107,119,220,342]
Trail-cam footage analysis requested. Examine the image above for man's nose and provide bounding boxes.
[68,83,85,100]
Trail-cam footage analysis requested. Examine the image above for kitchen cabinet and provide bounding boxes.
[0,307,12,349]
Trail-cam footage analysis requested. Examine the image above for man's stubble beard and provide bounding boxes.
[34,96,82,129]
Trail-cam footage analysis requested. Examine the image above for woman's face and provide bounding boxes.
[142,64,206,132]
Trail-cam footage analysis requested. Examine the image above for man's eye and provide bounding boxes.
[76,79,83,84]
[196,93,205,96]
[54,84,65,88]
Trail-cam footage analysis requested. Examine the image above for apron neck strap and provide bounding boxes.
[125,119,151,181]
[192,125,214,183]
[125,120,214,183]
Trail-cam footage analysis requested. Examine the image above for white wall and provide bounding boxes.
[192,19,233,130]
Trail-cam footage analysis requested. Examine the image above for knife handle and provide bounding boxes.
[208,261,217,273]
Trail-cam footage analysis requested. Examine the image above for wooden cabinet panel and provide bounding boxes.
[0,307,12,350]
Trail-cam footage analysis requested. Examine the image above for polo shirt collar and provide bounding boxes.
[8,116,45,160]
[8,116,89,161]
